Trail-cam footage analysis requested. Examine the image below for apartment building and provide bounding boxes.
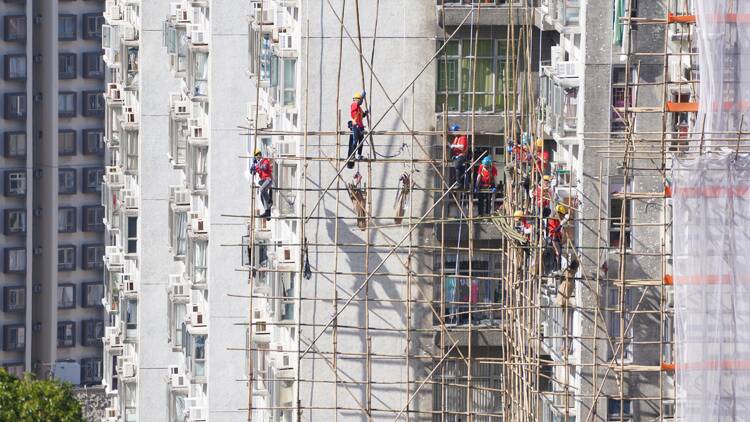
[0,0,105,387]
[101,0,251,420]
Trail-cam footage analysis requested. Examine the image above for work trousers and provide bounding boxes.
[259,178,273,212]
[477,188,493,216]
[452,155,467,188]
[349,125,365,158]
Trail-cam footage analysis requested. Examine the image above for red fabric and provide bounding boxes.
[477,164,497,187]
[518,218,532,240]
[548,218,563,240]
[470,280,479,304]
[534,150,550,173]
[513,145,531,163]
[450,135,468,157]
[533,185,551,208]
[258,158,273,180]
[350,101,365,128]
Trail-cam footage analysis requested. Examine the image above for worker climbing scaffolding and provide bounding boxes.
[449,124,468,188]
[250,148,273,220]
[475,155,498,216]
[347,90,369,168]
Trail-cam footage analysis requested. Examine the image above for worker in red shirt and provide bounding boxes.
[347,91,369,164]
[531,174,554,217]
[534,138,551,175]
[449,124,468,188]
[251,148,273,220]
[474,155,498,216]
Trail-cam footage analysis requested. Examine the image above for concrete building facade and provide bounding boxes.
[0,0,106,387]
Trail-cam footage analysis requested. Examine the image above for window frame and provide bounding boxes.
[57,283,76,309]
[82,167,104,193]
[3,54,27,81]
[4,169,26,197]
[58,53,77,79]
[4,93,27,120]
[81,282,104,308]
[82,91,105,117]
[58,206,77,233]
[58,129,77,156]
[81,319,104,346]
[58,169,77,195]
[3,15,26,42]
[2,324,25,352]
[58,245,76,272]
[4,131,26,158]
[58,91,77,117]
[57,321,76,348]
[81,244,104,270]
[80,357,103,385]
[4,209,26,235]
[82,13,104,40]
[3,286,25,313]
[4,247,26,273]
[82,129,105,155]
[82,205,104,232]
[58,14,77,41]
[82,52,104,79]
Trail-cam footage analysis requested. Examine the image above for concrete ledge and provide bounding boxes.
[439,6,530,27]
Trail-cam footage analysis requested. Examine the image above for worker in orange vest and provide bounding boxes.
[347,91,369,165]
[474,156,498,216]
[449,124,468,188]
[251,148,273,220]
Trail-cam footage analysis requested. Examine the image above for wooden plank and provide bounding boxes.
[666,102,699,113]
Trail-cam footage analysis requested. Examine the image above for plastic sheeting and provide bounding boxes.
[695,1,750,146]
[673,154,750,420]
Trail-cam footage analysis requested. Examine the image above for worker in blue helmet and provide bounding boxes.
[475,155,498,216]
[449,124,468,188]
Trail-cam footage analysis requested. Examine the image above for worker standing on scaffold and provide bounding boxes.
[347,90,369,167]
[251,148,273,221]
[449,124,468,188]
[475,155,498,216]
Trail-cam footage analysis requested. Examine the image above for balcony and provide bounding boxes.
[439,0,529,27]
[539,59,579,143]
[536,0,580,32]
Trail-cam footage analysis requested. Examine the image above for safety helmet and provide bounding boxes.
[536,138,544,149]
[253,147,262,156]
[353,90,366,100]
[542,175,551,182]
[449,124,461,132]
[556,204,567,215]
[513,210,524,219]
[482,156,492,167]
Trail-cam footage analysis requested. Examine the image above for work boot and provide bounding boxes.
[261,209,271,220]
[356,155,364,161]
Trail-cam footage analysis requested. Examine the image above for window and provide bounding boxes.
[4,16,26,42]
[58,245,76,271]
[4,132,26,158]
[58,15,77,41]
[4,248,26,273]
[607,286,634,361]
[127,216,137,254]
[82,244,104,270]
[612,66,634,131]
[82,167,104,193]
[82,206,104,232]
[3,286,25,312]
[2,325,25,351]
[4,93,26,119]
[82,91,104,117]
[82,13,104,39]
[58,53,77,79]
[82,52,104,79]
[59,169,77,195]
[436,39,507,112]
[4,209,26,235]
[80,357,102,385]
[82,129,104,155]
[81,320,104,346]
[57,284,75,308]
[4,170,26,196]
[192,52,208,96]
[3,363,24,378]
[3,54,26,80]
[58,207,77,233]
[607,398,632,420]
[432,360,502,420]
[57,321,75,348]
[58,130,77,155]
[609,181,632,249]
[282,59,296,106]
[59,92,76,117]
[81,282,103,308]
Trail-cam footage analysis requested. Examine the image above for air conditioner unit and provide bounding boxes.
[191,218,207,233]
[171,373,189,390]
[253,319,270,335]
[104,407,118,419]
[120,362,136,378]
[124,193,138,209]
[122,24,137,41]
[169,283,188,300]
[190,125,206,139]
[278,246,295,264]
[191,30,208,45]
[168,365,181,376]
[550,46,564,67]
[106,167,124,187]
[173,100,190,116]
[124,107,137,124]
[177,8,191,23]
[247,103,269,128]
[174,189,191,205]
[276,140,296,157]
[124,278,138,295]
[279,33,295,52]
[190,311,206,326]
[188,406,207,421]
[107,251,125,267]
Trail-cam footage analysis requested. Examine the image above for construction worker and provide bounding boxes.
[547,204,569,272]
[514,210,533,240]
[531,175,554,217]
[449,124,468,188]
[251,148,273,220]
[475,156,498,216]
[348,90,369,164]
[534,138,551,175]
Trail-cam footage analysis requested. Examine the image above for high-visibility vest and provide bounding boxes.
[258,158,273,180]
[477,165,496,187]
[450,135,468,157]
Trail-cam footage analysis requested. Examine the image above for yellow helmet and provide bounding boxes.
[353,91,363,100]
[556,204,567,215]
[536,138,544,148]
[542,175,551,182]
[253,147,262,156]
[513,210,524,219]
